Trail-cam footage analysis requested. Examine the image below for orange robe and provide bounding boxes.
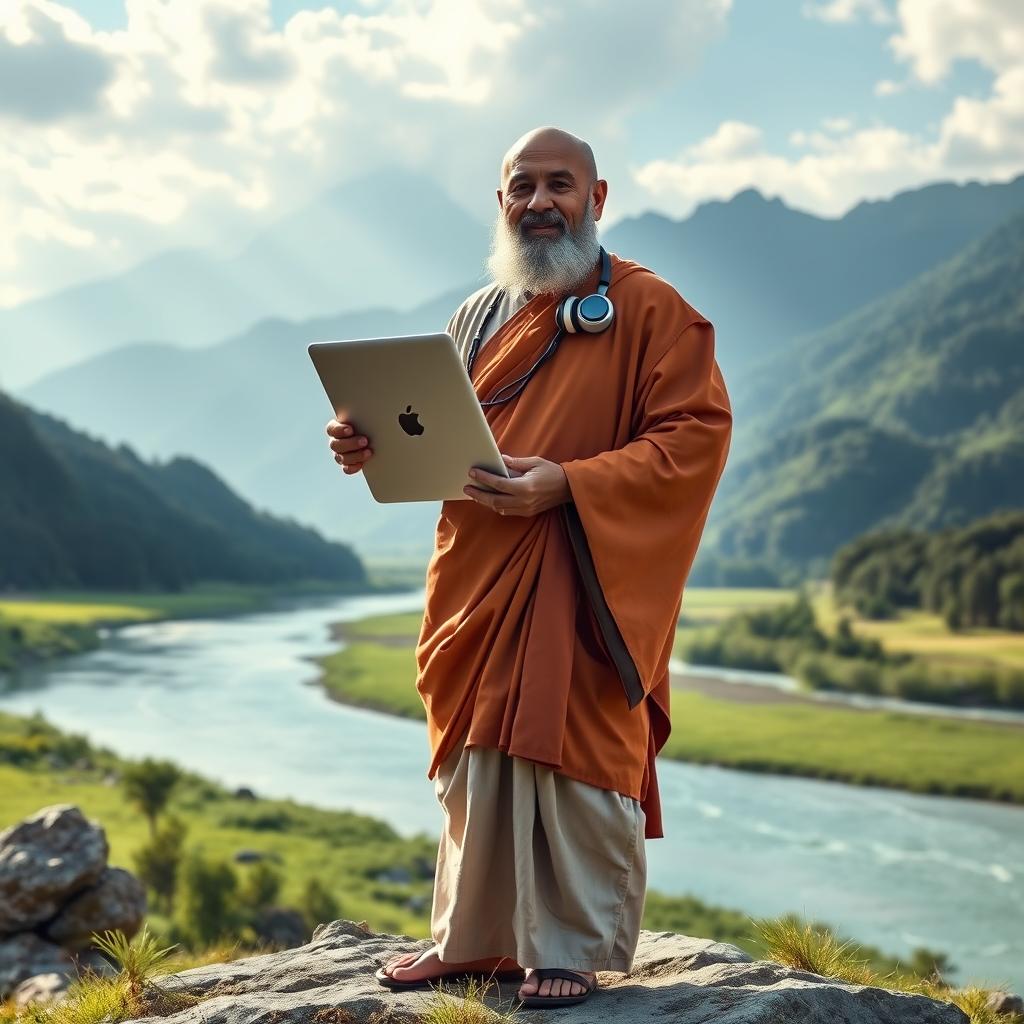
[415,253,733,839]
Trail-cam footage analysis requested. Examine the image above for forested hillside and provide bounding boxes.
[0,392,366,590]
[832,509,1024,629]
[707,208,1024,574]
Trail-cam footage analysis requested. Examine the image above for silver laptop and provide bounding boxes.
[308,332,511,503]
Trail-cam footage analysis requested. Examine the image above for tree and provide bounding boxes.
[177,849,240,948]
[961,560,999,627]
[998,573,1024,631]
[121,758,183,836]
[300,876,341,932]
[942,594,963,631]
[132,814,188,915]
[238,861,283,913]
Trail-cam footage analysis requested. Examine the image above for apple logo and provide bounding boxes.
[398,405,424,436]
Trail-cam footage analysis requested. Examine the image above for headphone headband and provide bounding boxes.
[597,246,611,294]
[465,246,614,405]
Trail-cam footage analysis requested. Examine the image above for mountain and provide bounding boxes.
[706,208,1024,574]
[22,288,470,558]
[16,173,1024,563]
[0,390,366,590]
[604,172,1024,384]
[7,167,1024,394]
[0,168,489,389]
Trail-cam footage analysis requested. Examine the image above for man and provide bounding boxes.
[326,126,732,1007]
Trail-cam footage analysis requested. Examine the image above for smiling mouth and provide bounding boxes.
[525,224,562,234]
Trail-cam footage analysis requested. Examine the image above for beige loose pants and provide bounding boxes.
[429,727,648,973]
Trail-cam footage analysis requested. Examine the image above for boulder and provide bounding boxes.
[11,971,71,1010]
[0,804,108,931]
[251,907,308,949]
[115,918,970,1024]
[987,989,1023,1014]
[44,866,147,949]
[0,933,75,1000]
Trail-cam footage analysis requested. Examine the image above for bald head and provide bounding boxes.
[500,126,598,187]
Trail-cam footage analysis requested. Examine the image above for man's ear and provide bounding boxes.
[496,187,503,208]
[591,179,608,221]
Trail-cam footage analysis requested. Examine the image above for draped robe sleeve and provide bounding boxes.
[415,254,732,841]
[559,318,732,706]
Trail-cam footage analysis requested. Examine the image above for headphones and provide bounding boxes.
[466,246,615,407]
[556,245,614,334]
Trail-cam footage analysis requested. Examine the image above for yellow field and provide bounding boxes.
[674,585,804,652]
[814,590,1024,671]
[679,586,801,623]
[0,599,156,625]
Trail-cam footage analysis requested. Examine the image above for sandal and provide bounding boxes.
[375,949,526,991]
[518,967,598,1007]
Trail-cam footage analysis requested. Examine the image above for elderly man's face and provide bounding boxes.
[498,147,603,239]
[487,136,607,296]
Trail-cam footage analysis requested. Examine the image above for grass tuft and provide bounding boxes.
[752,913,1024,1024]
[751,913,875,984]
[418,974,526,1024]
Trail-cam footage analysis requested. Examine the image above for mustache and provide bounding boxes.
[519,209,567,232]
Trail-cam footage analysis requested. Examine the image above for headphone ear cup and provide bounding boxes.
[554,292,615,334]
[556,295,580,333]
[577,294,614,333]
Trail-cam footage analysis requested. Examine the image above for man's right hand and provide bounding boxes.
[326,419,374,475]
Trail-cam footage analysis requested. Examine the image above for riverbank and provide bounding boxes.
[316,614,1024,805]
[0,576,410,676]
[0,706,945,982]
[3,589,1019,995]
[684,593,1024,712]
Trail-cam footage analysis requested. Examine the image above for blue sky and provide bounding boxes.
[2,0,1021,306]
[64,0,996,163]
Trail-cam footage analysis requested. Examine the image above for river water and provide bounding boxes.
[2,590,1021,994]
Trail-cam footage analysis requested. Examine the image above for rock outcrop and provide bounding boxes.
[119,918,971,1024]
[0,804,146,1004]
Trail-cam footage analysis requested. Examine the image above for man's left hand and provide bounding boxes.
[463,454,571,516]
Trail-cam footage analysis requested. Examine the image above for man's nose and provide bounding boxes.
[526,187,554,212]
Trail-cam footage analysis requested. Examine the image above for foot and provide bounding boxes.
[518,966,596,1000]
[380,944,523,984]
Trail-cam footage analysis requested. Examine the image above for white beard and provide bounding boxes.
[486,196,601,298]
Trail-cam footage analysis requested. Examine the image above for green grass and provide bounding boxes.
[0,708,958,1012]
[338,611,426,639]
[816,591,1024,671]
[675,586,799,649]
[316,614,1024,803]
[680,587,800,618]
[319,642,426,719]
[0,580,391,676]
[660,691,1024,800]
[751,915,1021,1024]
[0,579,379,626]
[0,720,437,940]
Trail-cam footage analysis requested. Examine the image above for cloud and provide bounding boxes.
[634,0,1024,218]
[873,77,905,95]
[802,0,893,25]
[0,0,731,306]
[635,122,937,218]
[206,4,296,83]
[0,3,116,121]
[888,0,1023,83]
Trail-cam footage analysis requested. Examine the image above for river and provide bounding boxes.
[2,590,1021,995]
